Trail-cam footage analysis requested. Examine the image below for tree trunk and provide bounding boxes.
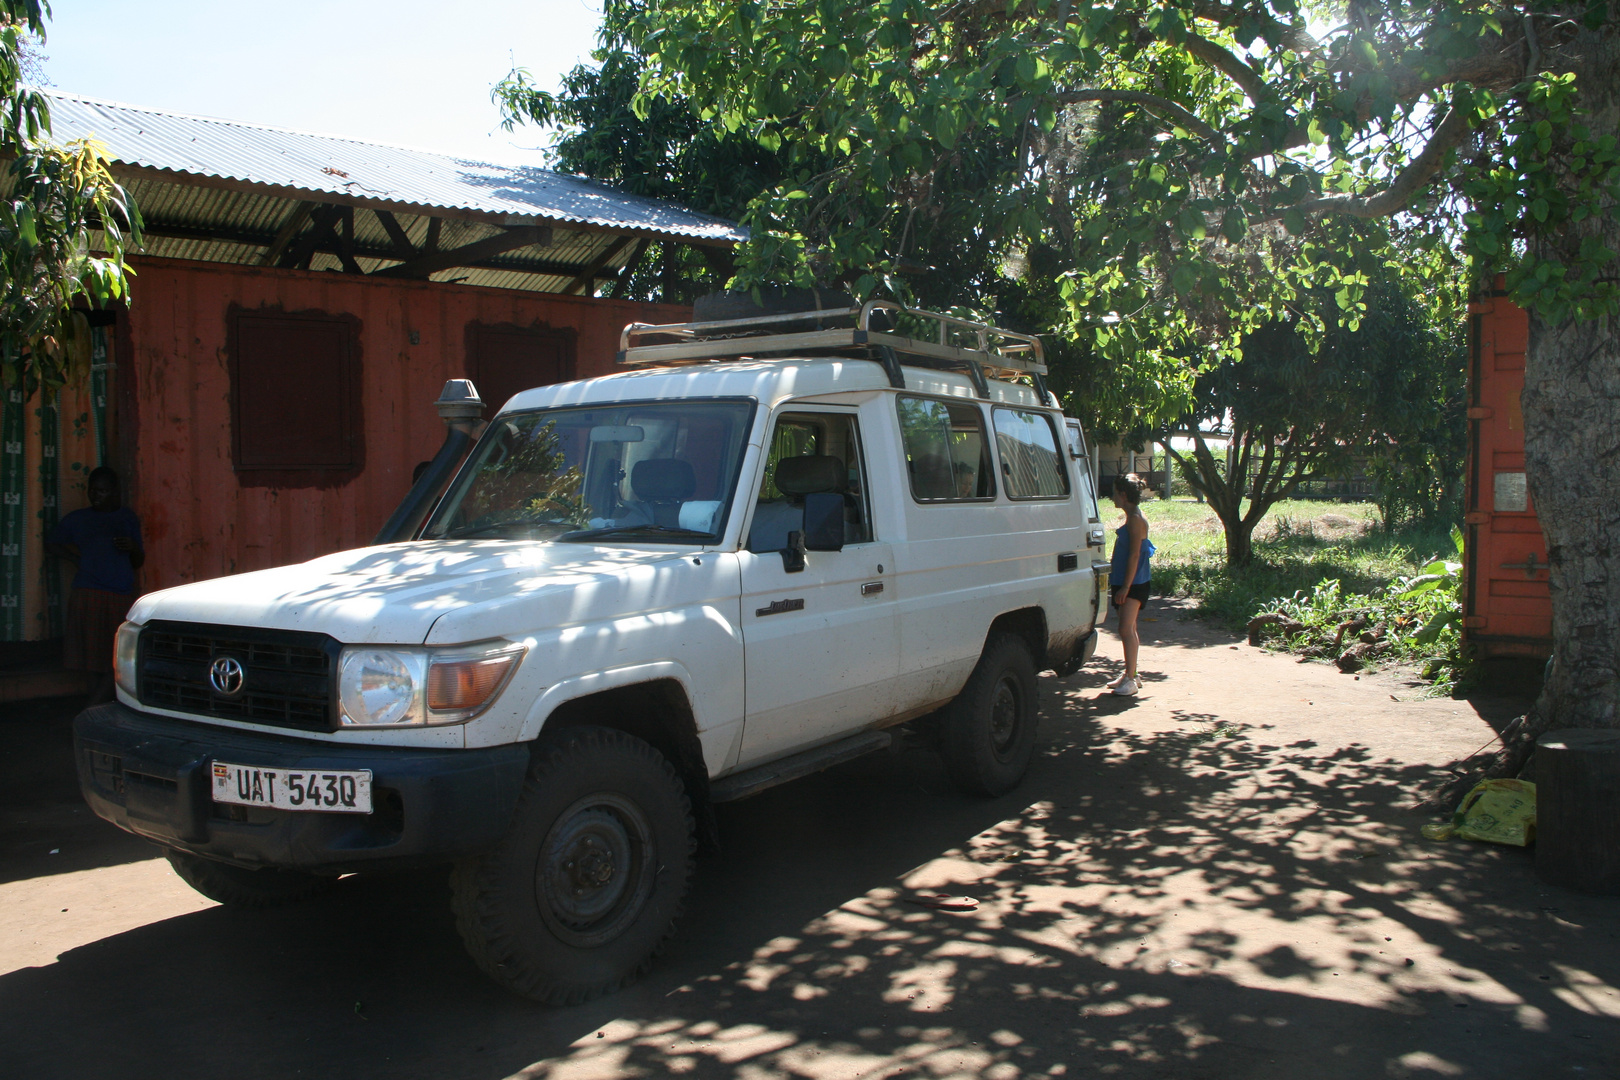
[1223,516,1253,568]
[1524,308,1620,732]
[1522,16,1620,736]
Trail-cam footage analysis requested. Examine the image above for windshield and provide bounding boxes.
[421,400,755,544]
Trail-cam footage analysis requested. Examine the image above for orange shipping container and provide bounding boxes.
[1463,284,1552,659]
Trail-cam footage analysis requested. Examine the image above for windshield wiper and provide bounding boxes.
[559,524,714,543]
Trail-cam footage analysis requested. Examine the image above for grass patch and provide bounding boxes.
[1138,498,1457,629]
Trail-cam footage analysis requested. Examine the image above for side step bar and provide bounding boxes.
[709,729,893,803]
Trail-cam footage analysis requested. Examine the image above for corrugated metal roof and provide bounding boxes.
[41,89,747,244]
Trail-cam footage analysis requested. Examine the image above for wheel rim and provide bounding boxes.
[989,674,1023,760]
[535,792,656,948]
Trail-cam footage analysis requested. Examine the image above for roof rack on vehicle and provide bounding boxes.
[616,301,1049,401]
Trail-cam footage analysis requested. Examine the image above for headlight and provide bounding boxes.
[339,649,423,725]
[338,641,524,727]
[114,621,142,698]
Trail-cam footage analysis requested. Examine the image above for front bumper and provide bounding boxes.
[74,702,529,872]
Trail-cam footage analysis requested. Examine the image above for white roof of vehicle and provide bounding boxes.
[499,358,1049,416]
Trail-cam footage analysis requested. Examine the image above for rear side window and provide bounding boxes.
[993,408,1070,499]
[896,396,995,502]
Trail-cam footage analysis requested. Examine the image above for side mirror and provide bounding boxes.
[801,492,846,552]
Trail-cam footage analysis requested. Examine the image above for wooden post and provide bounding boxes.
[1535,728,1620,895]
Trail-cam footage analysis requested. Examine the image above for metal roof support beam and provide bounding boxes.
[259,201,315,266]
[118,217,618,282]
[279,203,343,269]
[564,235,634,297]
[608,237,652,299]
[371,225,554,279]
[334,205,363,274]
[374,209,417,260]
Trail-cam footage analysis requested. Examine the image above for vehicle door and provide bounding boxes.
[1066,418,1107,627]
[736,407,898,767]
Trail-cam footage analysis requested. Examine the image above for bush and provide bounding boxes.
[1146,501,1469,690]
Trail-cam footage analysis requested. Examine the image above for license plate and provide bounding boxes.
[211,762,373,814]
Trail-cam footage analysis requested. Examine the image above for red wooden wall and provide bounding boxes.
[122,256,690,593]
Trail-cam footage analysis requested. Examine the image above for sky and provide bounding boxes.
[36,0,604,165]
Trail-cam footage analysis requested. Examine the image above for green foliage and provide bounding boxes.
[1166,259,1466,565]
[494,1,823,303]
[1,1,141,393]
[1148,499,1468,689]
[1459,70,1620,324]
[603,0,1611,426]
[1269,568,1467,688]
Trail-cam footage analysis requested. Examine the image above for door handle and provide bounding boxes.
[1087,528,1105,547]
[861,581,884,596]
[1500,553,1548,576]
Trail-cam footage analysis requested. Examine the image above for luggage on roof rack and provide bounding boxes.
[616,301,1049,400]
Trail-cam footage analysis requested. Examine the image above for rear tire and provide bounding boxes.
[939,633,1039,796]
[164,849,337,908]
[451,726,695,1004]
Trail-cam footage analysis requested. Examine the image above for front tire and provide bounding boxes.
[164,849,337,908]
[939,633,1039,796]
[451,726,695,1004]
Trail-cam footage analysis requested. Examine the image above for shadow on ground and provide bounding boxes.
[0,610,1612,1080]
[0,696,158,885]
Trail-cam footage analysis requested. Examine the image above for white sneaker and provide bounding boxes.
[1106,673,1128,689]
[1111,677,1139,697]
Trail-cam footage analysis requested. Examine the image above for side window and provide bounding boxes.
[1065,419,1101,520]
[895,396,994,502]
[746,411,873,553]
[993,408,1070,499]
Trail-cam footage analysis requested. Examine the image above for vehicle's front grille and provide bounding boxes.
[138,621,339,731]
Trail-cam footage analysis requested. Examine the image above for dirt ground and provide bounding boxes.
[2,600,1616,1080]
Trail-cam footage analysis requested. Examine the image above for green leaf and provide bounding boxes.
[16,201,36,247]
[1221,207,1246,244]
[1414,610,1460,645]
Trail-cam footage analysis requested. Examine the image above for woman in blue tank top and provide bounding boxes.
[1107,473,1155,697]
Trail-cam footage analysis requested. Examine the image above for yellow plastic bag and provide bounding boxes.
[1441,778,1537,846]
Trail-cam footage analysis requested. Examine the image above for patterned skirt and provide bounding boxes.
[62,587,135,673]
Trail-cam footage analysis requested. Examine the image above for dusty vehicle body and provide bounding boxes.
[76,303,1106,1001]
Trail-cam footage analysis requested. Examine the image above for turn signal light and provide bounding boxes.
[427,654,518,711]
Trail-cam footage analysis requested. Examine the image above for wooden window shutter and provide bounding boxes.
[230,310,362,473]
[466,323,576,418]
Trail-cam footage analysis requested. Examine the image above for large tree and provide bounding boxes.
[1170,263,1465,566]
[607,1,1620,743]
[2,0,139,394]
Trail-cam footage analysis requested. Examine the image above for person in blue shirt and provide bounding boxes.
[45,466,144,703]
[1106,473,1155,698]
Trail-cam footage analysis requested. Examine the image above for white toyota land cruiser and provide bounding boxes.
[75,303,1107,1003]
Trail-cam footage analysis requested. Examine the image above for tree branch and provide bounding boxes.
[1292,105,1472,219]
[1188,2,1318,55]
[1052,90,1224,145]
[1182,31,1271,101]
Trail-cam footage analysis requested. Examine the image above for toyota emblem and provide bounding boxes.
[209,656,245,696]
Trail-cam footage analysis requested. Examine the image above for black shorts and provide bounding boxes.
[1111,581,1151,609]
